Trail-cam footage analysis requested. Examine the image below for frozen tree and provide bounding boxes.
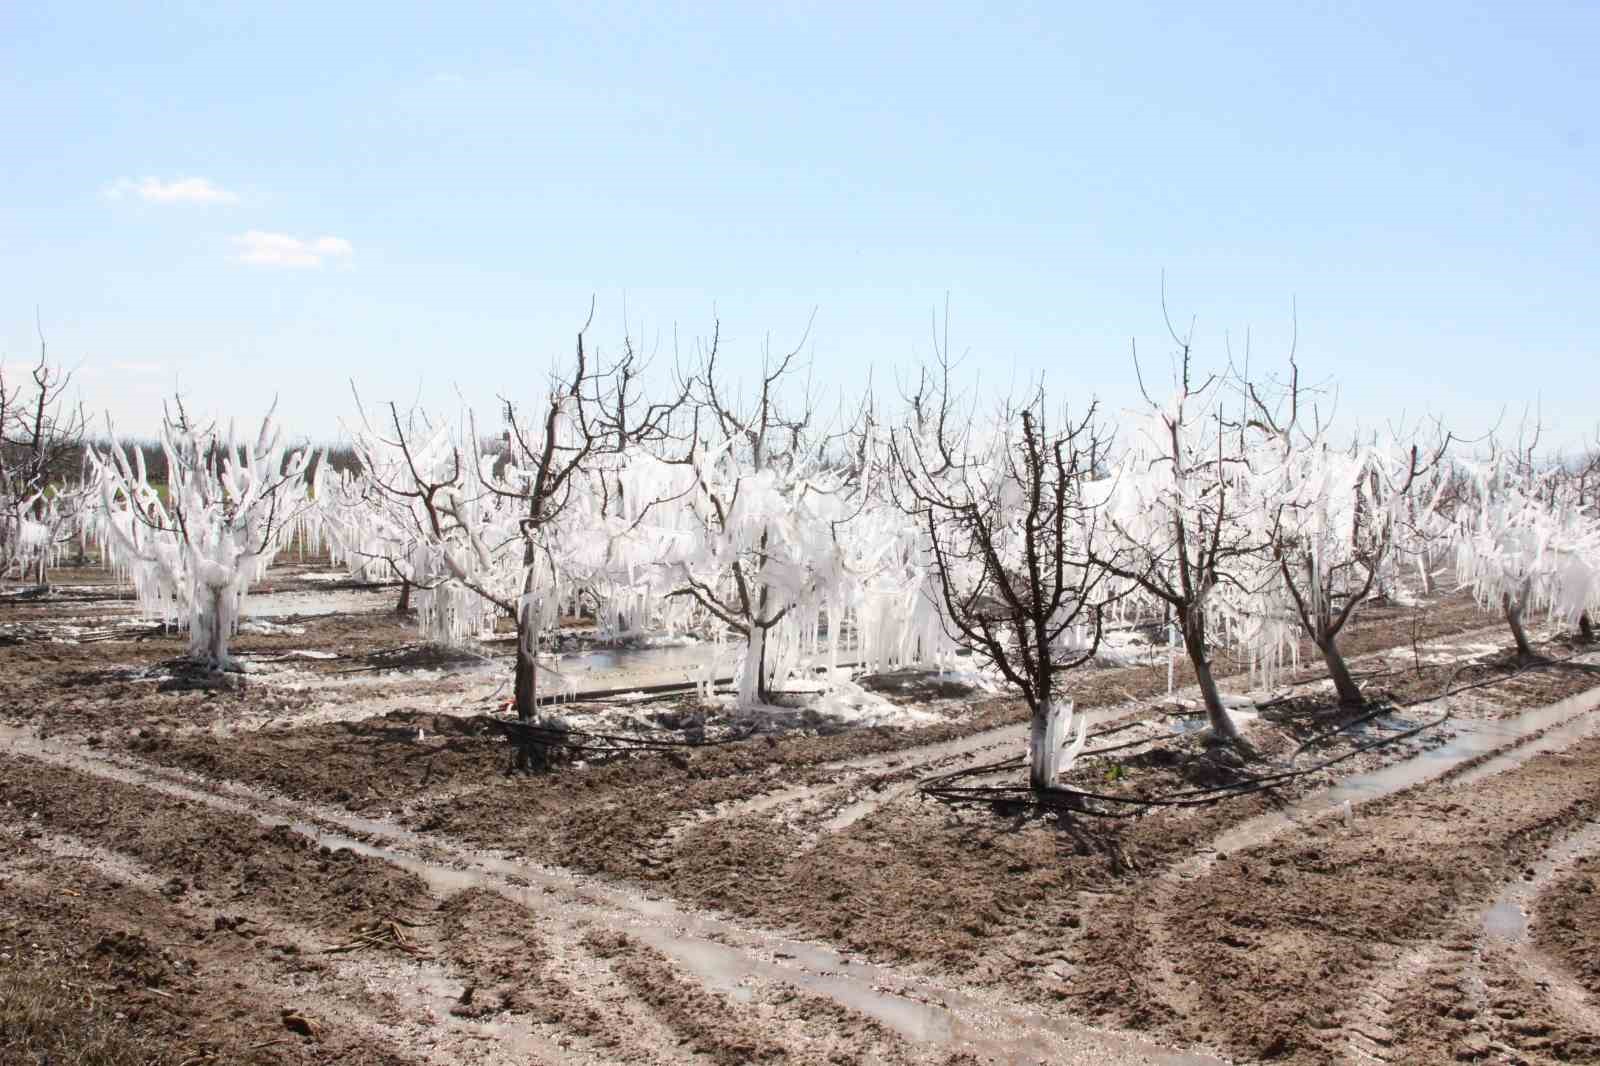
[1451,442,1600,663]
[1546,437,1600,642]
[1093,336,1271,749]
[662,320,915,710]
[0,317,89,587]
[1242,361,1451,706]
[320,425,432,612]
[667,319,885,706]
[364,308,689,751]
[891,350,1116,789]
[89,401,316,668]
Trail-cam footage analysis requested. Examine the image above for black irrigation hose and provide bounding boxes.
[918,641,1592,817]
[487,716,762,756]
[1079,732,1174,759]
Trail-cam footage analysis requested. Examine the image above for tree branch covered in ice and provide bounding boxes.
[88,400,316,668]
[1090,329,1275,748]
[1241,358,1452,705]
[1450,434,1600,662]
[358,306,692,752]
[0,318,89,586]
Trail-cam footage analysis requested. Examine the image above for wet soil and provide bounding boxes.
[1533,854,1600,997]
[12,564,1600,1064]
[87,592,1504,835]
[1072,738,1600,1064]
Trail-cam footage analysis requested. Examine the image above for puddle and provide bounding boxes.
[1209,682,1600,858]
[1475,818,1600,1033]
[1482,818,1600,948]
[1483,898,1527,940]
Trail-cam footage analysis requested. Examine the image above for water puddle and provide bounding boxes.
[1474,818,1600,1034]
[1483,818,1600,948]
[1209,683,1600,858]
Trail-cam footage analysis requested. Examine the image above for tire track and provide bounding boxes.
[0,728,1223,1066]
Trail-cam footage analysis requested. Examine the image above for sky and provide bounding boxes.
[2,2,1597,449]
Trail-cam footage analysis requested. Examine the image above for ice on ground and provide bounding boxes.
[931,668,1001,693]
[810,679,942,727]
[287,570,359,583]
[238,619,306,636]
[1383,641,1502,666]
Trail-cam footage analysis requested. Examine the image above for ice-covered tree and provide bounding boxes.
[668,322,861,705]
[1,319,89,587]
[89,401,316,668]
[1093,339,1272,749]
[319,425,432,612]
[1451,448,1600,663]
[1242,362,1451,706]
[363,308,689,745]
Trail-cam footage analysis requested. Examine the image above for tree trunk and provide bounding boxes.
[1503,591,1537,663]
[737,623,771,707]
[1580,612,1594,644]
[395,578,412,614]
[511,602,542,771]
[1319,637,1365,708]
[754,574,773,705]
[207,586,228,668]
[1182,611,1241,745]
[1028,702,1052,791]
[756,628,770,704]
[513,620,537,724]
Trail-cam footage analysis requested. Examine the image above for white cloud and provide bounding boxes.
[233,230,354,268]
[105,176,240,205]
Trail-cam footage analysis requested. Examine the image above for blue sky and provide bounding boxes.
[2,2,1596,448]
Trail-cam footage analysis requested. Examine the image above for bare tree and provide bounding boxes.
[890,343,1118,790]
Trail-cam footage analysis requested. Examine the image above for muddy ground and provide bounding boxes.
[7,564,1600,1064]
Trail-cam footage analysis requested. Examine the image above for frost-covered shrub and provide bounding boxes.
[89,405,315,668]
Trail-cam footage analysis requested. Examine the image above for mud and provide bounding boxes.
[1072,733,1600,1063]
[1534,854,1600,998]
[12,564,1600,1064]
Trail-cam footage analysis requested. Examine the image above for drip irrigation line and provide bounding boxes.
[487,717,758,756]
[1080,732,1175,759]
